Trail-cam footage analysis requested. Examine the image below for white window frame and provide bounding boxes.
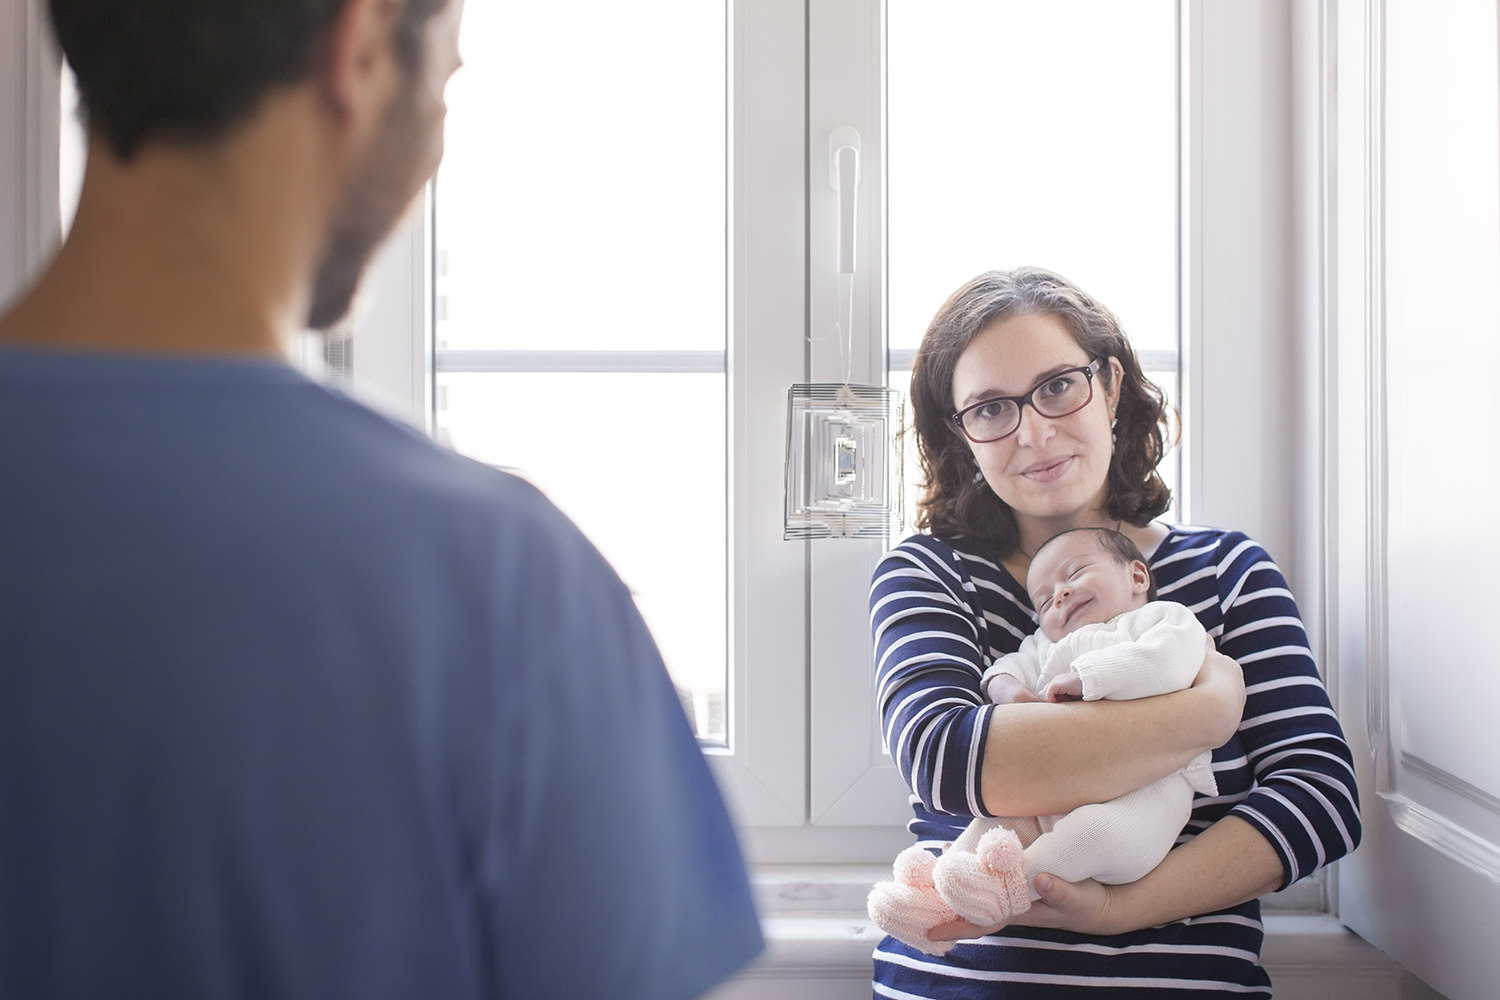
[2,0,1327,895]
[316,0,1325,873]
[350,0,822,844]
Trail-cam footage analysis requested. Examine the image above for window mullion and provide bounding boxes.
[805,0,912,830]
[702,0,811,838]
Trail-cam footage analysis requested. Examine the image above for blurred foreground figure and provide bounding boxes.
[0,2,761,997]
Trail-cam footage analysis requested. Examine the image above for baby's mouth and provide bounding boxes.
[1061,596,1092,630]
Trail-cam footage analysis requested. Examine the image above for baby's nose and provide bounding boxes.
[1053,584,1073,606]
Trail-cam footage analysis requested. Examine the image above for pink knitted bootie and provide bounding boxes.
[867,845,960,956]
[931,826,1032,927]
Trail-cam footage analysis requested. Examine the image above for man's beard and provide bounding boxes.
[306,85,426,331]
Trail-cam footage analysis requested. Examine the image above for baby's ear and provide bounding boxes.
[1129,559,1151,595]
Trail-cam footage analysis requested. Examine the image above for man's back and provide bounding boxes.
[0,347,761,998]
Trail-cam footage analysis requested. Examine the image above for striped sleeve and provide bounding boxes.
[869,537,995,818]
[1212,533,1362,886]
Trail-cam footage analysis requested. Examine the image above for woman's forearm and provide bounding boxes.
[1095,816,1285,933]
[988,815,1286,940]
[979,650,1243,816]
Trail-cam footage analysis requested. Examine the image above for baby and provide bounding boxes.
[868,527,1219,955]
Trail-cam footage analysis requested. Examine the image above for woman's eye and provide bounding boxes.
[976,400,1008,420]
[1039,375,1076,398]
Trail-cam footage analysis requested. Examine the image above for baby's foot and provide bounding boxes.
[867,846,960,956]
[931,827,1032,927]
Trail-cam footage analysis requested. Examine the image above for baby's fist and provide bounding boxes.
[1043,674,1084,702]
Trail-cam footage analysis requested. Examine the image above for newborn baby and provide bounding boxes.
[868,527,1219,955]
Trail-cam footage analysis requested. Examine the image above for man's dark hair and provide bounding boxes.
[1035,527,1159,602]
[48,0,448,161]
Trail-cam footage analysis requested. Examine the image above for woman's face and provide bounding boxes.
[950,311,1121,530]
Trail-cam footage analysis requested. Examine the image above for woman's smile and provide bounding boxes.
[1018,454,1076,483]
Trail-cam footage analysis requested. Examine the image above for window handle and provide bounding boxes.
[829,127,861,276]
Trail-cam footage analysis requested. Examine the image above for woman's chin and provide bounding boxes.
[1002,483,1104,524]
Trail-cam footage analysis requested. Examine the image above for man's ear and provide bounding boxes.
[314,0,404,134]
[1130,559,1151,595]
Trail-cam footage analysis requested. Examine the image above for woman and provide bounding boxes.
[870,267,1361,996]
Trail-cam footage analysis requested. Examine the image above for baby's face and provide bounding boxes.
[1027,533,1150,642]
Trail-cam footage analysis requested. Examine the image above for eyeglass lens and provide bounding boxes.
[960,368,1095,442]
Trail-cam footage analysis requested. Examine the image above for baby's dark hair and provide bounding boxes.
[1034,527,1158,602]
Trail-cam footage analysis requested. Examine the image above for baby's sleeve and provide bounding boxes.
[1059,602,1207,701]
[980,632,1046,702]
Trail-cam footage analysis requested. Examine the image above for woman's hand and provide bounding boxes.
[928,817,1287,946]
[1191,644,1247,750]
[928,874,1122,942]
[1013,875,1117,934]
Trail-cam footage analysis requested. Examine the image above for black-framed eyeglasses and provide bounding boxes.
[949,359,1103,444]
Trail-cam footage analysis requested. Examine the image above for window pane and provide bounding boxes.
[886,0,1178,356]
[59,66,84,236]
[432,4,730,743]
[437,372,728,744]
[434,2,727,353]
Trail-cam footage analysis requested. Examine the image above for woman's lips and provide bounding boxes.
[1019,455,1074,483]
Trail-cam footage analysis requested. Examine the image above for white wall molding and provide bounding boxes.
[1332,1,1500,995]
[2,0,62,310]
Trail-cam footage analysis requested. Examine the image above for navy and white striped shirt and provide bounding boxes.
[870,525,1360,998]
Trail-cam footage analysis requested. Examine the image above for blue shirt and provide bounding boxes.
[0,347,762,999]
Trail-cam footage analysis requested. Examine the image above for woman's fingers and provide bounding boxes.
[928,916,991,942]
[928,872,1117,941]
[1190,650,1246,747]
[1016,874,1116,936]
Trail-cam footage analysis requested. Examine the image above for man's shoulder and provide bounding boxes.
[326,395,549,512]
[313,394,617,582]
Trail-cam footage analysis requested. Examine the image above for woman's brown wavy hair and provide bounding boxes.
[910,267,1176,557]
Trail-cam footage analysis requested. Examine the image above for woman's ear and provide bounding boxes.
[1105,355,1125,410]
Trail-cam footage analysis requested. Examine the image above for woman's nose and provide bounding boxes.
[1013,402,1055,448]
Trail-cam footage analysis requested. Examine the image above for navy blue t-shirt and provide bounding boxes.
[0,347,761,999]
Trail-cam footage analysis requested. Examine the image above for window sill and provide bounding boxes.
[704,866,1420,1000]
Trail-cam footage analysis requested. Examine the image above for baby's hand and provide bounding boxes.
[985,673,1042,705]
[1042,675,1084,702]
